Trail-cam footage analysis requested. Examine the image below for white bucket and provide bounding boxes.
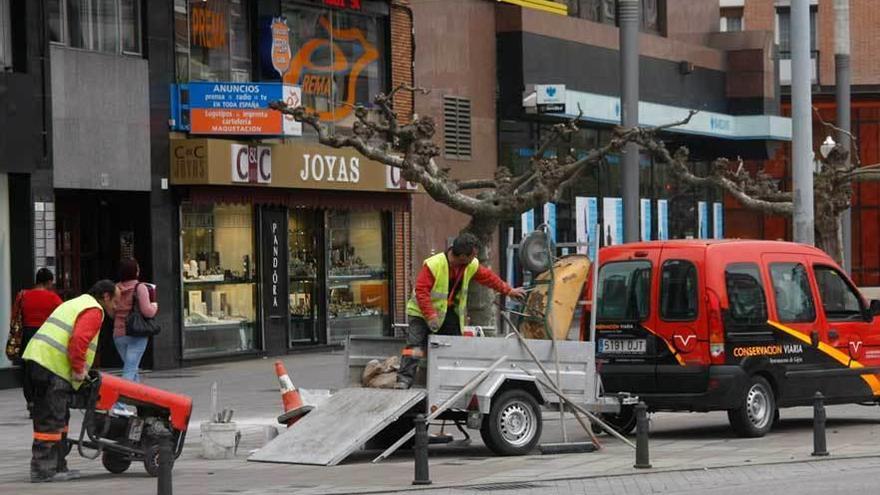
[200,422,238,460]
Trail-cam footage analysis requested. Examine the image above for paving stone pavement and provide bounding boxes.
[2,351,880,494]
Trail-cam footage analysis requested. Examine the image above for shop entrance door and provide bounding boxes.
[288,209,323,346]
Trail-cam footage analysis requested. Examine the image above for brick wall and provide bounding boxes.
[390,1,414,326]
[391,1,414,124]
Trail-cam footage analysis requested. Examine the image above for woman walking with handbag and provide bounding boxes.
[7,268,62,416]
[113,259,158,392]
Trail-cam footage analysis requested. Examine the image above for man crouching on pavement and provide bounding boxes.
[396,233,526,389]
[22,280,120,483]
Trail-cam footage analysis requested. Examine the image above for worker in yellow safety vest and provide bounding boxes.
[22,279,120,483]
[396,233,525,389]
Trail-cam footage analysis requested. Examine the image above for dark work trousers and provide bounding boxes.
[19,326,40,409]
[28,362,72,478]
[397,311,461,386]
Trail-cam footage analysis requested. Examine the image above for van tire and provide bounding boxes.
[728,375,775,438]
[480,389,542,456]
[591,405,637,435]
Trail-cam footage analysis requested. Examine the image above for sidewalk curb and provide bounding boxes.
[318,452,880,495]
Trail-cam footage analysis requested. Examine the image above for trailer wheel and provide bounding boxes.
[591,405,637,436]
[728,375,775,438]
[101,451,131,474]
[480,389,542,456]
[143,443,174,477]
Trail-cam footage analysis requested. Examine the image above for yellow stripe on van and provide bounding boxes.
[767,320,880,395]
[640,325,686,366]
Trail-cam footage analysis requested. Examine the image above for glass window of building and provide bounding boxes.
[174,0,251,82]
[180,203,258,358]
[567,0,664,34]
[280,1,389,128]
[289,209,321,345]
[0,0,11,68]
[327,210,390,343]
[48,0,141,55]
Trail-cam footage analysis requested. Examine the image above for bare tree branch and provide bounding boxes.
[813,106,861,167]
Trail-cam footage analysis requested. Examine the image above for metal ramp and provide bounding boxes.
[248,388,425,466]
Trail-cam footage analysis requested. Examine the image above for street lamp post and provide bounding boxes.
[791,0,815,245]
[619,0,640,243]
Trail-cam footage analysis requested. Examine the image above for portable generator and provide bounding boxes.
[69,371,193,476]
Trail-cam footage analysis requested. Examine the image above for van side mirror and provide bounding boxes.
[870,299,880,317]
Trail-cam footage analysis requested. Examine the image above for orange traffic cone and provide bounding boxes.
[274,361,313,427]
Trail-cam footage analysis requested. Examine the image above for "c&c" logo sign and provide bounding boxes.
[231,144,271,184]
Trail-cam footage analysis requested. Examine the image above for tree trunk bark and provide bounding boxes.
[463,216,504,333]
[814,212,844,266]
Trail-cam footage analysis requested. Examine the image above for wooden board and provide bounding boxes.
[248,388,425,466]
[519,255,591,340]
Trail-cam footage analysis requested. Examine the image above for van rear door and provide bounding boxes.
[653,247,709,393]
[595,251,658,393]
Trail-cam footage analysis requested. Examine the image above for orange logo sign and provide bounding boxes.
[270,17,291,77]
[191,2,227,49]
[283,15,379,123]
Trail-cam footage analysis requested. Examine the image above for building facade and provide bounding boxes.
[0,0,51,386]
[720,0,880,286]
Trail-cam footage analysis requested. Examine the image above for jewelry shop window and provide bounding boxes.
[180,203,258,358]
[327,210,390,343]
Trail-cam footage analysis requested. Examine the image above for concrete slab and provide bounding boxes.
[248,388,426,466]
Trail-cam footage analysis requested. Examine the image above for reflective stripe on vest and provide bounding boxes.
[22,294,103,389]
[406,252,480,331]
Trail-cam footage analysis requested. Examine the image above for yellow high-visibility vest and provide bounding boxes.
[22,294,103,389]
[406,252,479,331]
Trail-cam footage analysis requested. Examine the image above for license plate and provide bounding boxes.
[127,417,144,442]
[600,338,646,354]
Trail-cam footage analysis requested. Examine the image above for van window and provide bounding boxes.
[725,263,768,326]
[769,263,816,323]
[660,260,698,321]
[814,265,864,320]
[597,261,651,321]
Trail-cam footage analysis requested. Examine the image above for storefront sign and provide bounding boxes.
[260,208,289,351]
[322,0,361,9]
[270,18,292,77]
[191,1,227,49]
[536,84,565,105]
[385,167,418,191]
[170,138,418,194]
[231,144,272,184]
[187,82,302,136]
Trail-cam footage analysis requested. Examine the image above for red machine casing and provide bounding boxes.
[95,373,193,431]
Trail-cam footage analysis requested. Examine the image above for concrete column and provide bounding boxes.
[619,0,639,243]
[835,0,852,273]
[791,0,815,245]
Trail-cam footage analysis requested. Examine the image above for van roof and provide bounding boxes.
[600,239,829,258]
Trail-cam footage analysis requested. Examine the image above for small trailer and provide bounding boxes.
[249,333,625,466]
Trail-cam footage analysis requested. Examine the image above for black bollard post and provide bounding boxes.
[812,391,829,457]
[156,426,174,495]
[633,402,652,469]
[412,414,432,485]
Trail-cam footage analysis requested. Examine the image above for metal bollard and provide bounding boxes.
[812,391,829,457]
[412,414,432,485]
[633,402,652,469]
[157,427,174,495]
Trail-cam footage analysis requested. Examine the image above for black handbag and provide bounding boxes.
[125,284,160,337]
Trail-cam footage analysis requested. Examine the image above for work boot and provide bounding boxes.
[30,470,79,483]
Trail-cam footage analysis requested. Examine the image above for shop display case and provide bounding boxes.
[180,203,258,358]
[327,211,390,342]
[289,209,320,345]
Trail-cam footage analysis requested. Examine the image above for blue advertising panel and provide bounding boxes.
[521,209,534,238]
[713,202,724,239]
[543,202,557,242]
[575,197,598,259]
[640,198,652,241]
[698,201,709,239]
[657,199,669,240]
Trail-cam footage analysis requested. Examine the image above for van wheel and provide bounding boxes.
[480,389,542,456]
[591,405,637,435]
[728,375,775,438]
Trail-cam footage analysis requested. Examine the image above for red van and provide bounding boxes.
[584,240,880,437]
